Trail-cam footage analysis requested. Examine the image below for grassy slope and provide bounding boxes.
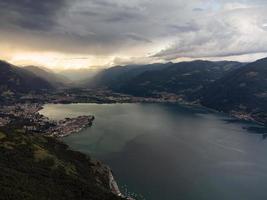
[0,128,123,200]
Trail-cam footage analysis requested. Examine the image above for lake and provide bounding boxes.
[40,103,267,200]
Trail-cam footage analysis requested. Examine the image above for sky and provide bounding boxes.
[1,0,267,70]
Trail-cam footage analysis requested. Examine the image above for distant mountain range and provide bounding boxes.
[23,66,71,88]
[0,61,53,97]
[0,58,266,125]
[83,58,266,125]
[83,62,174,88]
[110,61,243,99]
[201,57,267,124]
[58,68,103,82]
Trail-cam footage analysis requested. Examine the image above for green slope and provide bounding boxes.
[0,127,123,200]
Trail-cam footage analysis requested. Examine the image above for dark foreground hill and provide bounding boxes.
[0,127,123,200]
[201,57,267,125]
[0,61,53,97]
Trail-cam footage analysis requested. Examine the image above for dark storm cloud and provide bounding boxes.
[78,10,99,17]
[168,23,200,33]
[124,33,152,43]
[104,12,142,23]
[2,0,267,63]
[0,0,68,30]
[193,8,204,12]
[88,0,118,8]
[75,0,145,24]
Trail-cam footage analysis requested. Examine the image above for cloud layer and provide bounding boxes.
[1,0,267,67]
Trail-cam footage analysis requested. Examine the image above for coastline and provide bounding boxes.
[0,103,125,198]
[40,101,267,200]
[1,98,264,200]
[48,115,95,138]
[15,88,266,127]
[37,105,129,199]
[44,98,267,128]
[40,101,266,199]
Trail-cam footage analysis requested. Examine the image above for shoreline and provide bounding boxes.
[37,106,129,199]
[48,115,95,138]
[41,100,265,199]
[42,100,267,128]
[1,100,265,200]
[11,89,266,127]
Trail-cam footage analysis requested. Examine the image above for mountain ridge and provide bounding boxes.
[201,57,267,125]
[81,57,266,124]
[0,61,53,95]
[24,65,71,88]
[95,60,243,99]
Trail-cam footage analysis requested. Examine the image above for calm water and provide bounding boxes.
[40,103,267,200]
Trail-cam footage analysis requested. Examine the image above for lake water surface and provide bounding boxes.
[40,103,267,200]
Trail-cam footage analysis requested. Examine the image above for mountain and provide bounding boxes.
[24,66,71,88]
[201,57,267,125]
[83,62,174,89]
[111,60,243,99]
[58,68,103,82]
[0,127,124,200]
[0,61,53,96]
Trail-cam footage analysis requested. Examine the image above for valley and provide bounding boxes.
[0,56,266,200]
